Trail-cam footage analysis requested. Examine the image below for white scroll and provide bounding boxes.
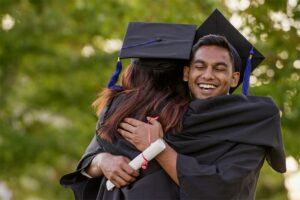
[106,138,166,191]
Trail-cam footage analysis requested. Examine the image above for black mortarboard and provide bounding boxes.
[107,22,196,89]
[195,9,265,95]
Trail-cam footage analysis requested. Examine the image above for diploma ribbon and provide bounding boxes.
[141,153,148,170]
[141,116,159,170]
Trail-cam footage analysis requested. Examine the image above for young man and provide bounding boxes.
[118,34,286,200]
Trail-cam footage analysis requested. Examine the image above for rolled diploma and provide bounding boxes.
[106,138,166,191]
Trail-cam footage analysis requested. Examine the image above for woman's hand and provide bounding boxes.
[88,152,139,188]
[118,117,164,151]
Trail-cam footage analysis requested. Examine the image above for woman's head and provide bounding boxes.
[93,22,196,141]
[94,59,190,141]
[122,58,188,94]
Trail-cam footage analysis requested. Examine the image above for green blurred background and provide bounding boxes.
[1,0,299,199]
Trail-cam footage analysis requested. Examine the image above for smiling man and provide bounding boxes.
[117,34,286,199]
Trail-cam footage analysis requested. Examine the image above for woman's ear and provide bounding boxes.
[183,66,190,82]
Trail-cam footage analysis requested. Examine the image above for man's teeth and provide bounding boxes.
[199,84,217,89]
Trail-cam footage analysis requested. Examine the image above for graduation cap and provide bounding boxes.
[107,22,196,89]
[195,9,265,95]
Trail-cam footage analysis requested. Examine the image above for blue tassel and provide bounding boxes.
[242,47,254,96]
[106,38,162,89]
[122,38,162,49]
[107,58,123,89]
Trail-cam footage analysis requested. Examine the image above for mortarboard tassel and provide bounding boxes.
[242,47,254,96]
[122,38,162,50]
[107,57,123,89]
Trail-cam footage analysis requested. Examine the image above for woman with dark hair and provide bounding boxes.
[60,60,190,200]
[60,22,196,199]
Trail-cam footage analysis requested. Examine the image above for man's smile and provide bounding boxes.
[198,83,217,90]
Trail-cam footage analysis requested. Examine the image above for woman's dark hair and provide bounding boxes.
[191,34,242,72]
[93,60,190,141]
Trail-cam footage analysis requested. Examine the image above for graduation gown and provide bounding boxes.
[60,95,179,200]
[166,94,286,200]
[60,94,286,200]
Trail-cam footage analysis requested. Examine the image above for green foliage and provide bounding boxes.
[1,0,299,199]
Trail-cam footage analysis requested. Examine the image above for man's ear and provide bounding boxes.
[230,72,240,87]
[183,66,190,82]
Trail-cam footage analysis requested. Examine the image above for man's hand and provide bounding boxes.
[118,117,164,151]
[118,118,179,185]
[92,153,139,188]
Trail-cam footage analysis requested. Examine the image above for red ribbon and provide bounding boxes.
[141,116,159,170]
[141,153,148,170]
[147,116,159,145]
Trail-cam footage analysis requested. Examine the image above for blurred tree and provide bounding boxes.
[0,0,299,199]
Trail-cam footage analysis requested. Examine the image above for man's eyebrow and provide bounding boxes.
[192,59,206,64]
[192,59,229,67]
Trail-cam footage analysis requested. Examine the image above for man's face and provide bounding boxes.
[184,45,240,99]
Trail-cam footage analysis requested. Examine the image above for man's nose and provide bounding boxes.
[202,67,214,80]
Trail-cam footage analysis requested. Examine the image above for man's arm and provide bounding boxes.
[155,142,179,185]
[118,117,179,185]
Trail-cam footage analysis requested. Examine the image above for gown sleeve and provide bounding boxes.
[59,131,105,200]
[177,143,266,200]
[59,100,112,199]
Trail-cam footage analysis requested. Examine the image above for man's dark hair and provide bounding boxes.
[191,34,242,72]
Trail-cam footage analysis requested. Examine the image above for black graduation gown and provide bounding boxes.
[60,95,179,200]
[60,94,286,200]
[166,94,286,200]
